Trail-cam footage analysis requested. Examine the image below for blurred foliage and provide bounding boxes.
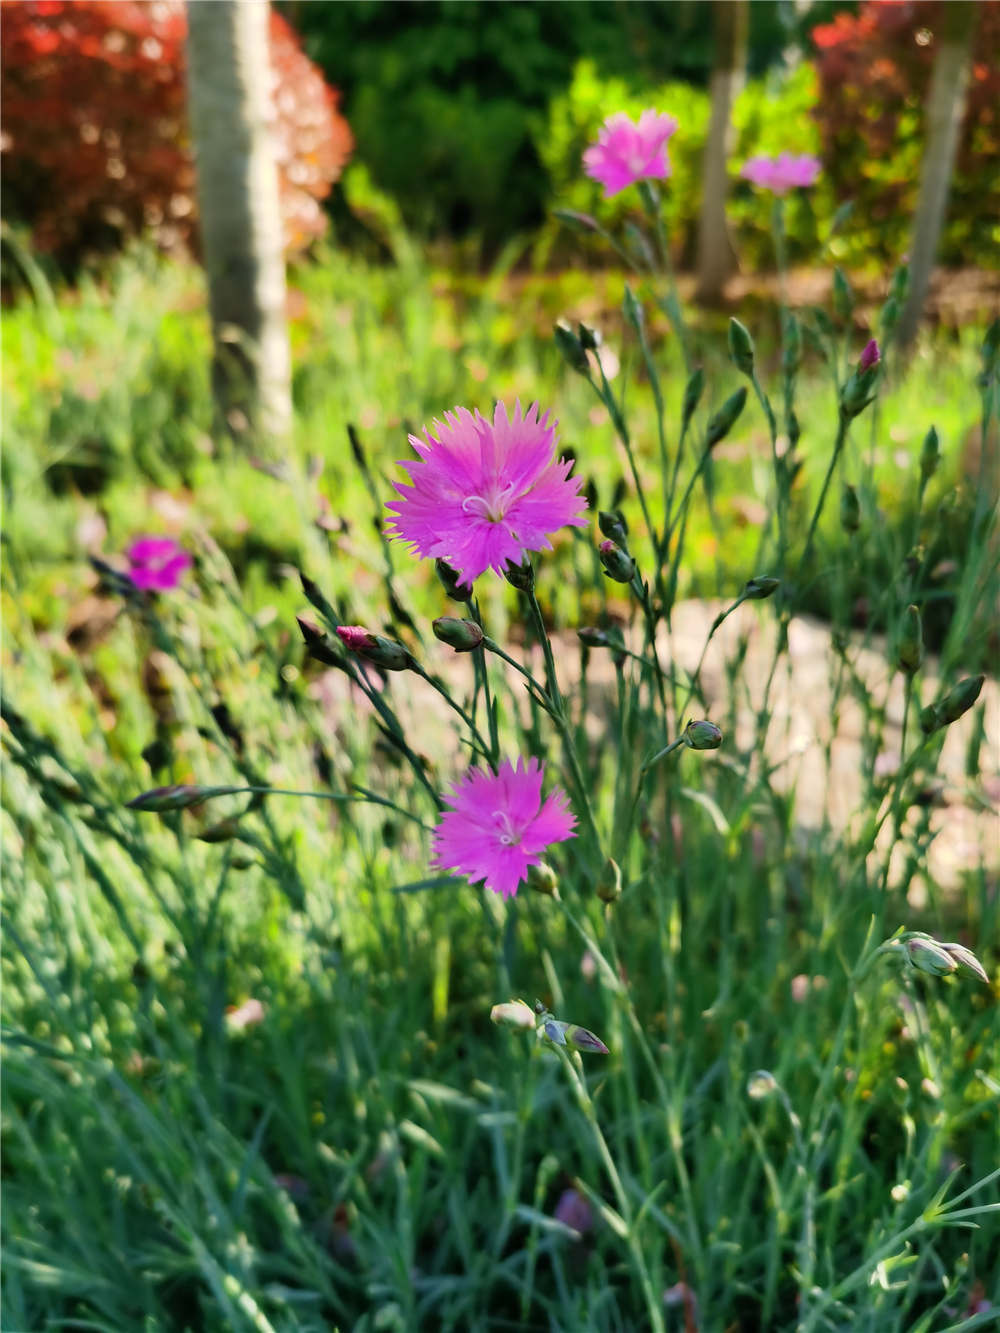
[0,0,352,270]
[811,0,1000,269]
[288,0,841,253]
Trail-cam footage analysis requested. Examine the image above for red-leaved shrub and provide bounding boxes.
[811,0,1000,265]
[1,0,353,264]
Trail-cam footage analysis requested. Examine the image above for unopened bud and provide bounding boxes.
[896,605,923,675]
[336,625,413,672]
[504,558,535,592]
[840,482,861,533]
[743,576,780,601]
[599,539,635,584]
[562,1023,610,1055]
[919,703,941,735]
[681,367,705,431]
[880,297,900,337]
[728,318,755,376]
[525,861,559,896]
[577,323,600,352]
[937,675,985,728]
[747,1070,778,1100]
[595,856,622,903]
[554,323,590,376]
[858,338,881,373]
[490,999,537,1031]
[940,942,989,984]
[840,363,879,419]
[598,510,629,547]
[684,719,723,751]
[127,784,242,813]
[906,936,957,977]
[432,617,484,653]
[296,616,343,666]
[919,426,940,486]
[833,267,853,322]
[705,387,748,448]
[435,559,469,601]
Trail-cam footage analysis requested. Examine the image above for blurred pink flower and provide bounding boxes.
[126,535,192,591]
[859,338,881,371]
[553,1187,594,1234]
[385,401,587,588]
[583,110,678,198]
[226,998,265,1031]
[433,757,576,899]
[740,152,821,195]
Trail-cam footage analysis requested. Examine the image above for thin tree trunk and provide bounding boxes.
[695,0,747,305]
[897,0,977,350]
[185,0,291,445]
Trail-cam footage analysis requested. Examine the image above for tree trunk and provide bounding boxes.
[185,0,291,445]
[694,0,747,306]
[897,1,977,350]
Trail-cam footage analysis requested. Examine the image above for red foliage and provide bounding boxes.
[810,1,1000,259]
[1,0,353,263]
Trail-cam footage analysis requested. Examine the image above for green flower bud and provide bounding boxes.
[554,323,590,376]
[919,426,940,486]
[127,784,242,813]
[435,559,468,601]
[840,364,880,420]
[525,861,559,896]
[598,540,635,584]
[577,323,600,352]
[906,936,958,977]
[840,482,861,533]
[598,510,628,547]
[782,316,801,376]
[743,576,780,600]
[681,367,705,431]
[941,942,989,984]
[684,719,723,751]
[919,703,941,735]
[896,604,923,675]
[504,558,535,592]
[705,386,748,448]
[595,856,622,904]
[432,616,484,653]
[490,999,537,1031]
[577,625,624,651]
[561,1023,610,1055]
[937,675,985,727]
[728,318,755,376]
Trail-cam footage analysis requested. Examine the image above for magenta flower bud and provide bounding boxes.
[335,625,413,672]
[432,617,484,653]
[490,999,537,1031]
[859,339,881,372]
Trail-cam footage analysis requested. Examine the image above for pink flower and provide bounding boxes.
[126,535,192,591]
[740,152,821,196]
[583,110,678,198]
[385,401,587,588]
[433,757,576,900]
[859,338,881,371]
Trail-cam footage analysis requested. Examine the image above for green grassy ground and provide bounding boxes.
[2,243,998,1331]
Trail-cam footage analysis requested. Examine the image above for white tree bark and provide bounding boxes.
[185,0,291,443]
[898,1,977,349]
[695,0,747,305]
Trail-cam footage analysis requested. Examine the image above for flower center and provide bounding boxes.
[493,809,522,846]
[462,482,518,524]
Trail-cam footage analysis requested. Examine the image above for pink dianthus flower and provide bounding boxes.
[583,109,678,198]
[740,152,821,196]
[433,757,576,900]
[126,535,191,591]
[385,401,587,588]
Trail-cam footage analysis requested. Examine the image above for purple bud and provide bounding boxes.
[859,339,881,372]
[126,784,242,812]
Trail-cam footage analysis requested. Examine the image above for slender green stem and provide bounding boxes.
[801,413,849,572]
[411,663,493,765]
